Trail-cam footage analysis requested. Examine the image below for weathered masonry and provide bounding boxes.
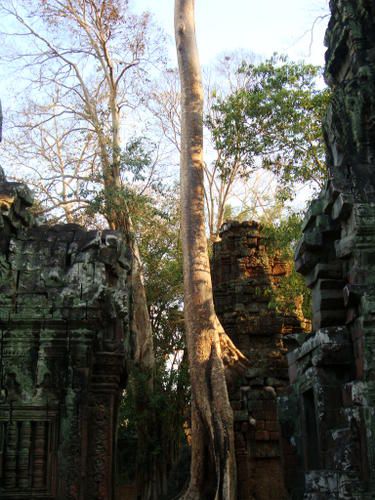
[213,221,309,500]
[0,177,132,499]
[279,1,375,499]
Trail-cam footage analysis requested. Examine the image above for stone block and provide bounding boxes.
[306,262,343,288]
[332,193,354,221]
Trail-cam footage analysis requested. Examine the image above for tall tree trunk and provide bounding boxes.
[102,101,156,499]
[106,100,155,371]
[175,1,248,498]
[109,195,156,500]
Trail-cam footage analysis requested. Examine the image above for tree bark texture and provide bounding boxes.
[175,1,248,498]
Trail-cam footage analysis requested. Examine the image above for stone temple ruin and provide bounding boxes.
[0,179,132,499]
[1,0,375,499]
[279,1,375,499]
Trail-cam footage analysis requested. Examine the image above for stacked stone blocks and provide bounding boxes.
[213,220,309,499]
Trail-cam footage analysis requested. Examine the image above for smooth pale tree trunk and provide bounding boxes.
[175,1,248,498]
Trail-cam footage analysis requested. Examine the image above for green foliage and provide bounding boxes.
[262,211,302,259]
[101,143,188,489]
[262,213,311,319]
[114,188,189,494]
[137,188,184,346]
[85,137,166,228]
[207,55,331,200]
[84,139,184,338]
[117,361,190,484]
[120,138,156,183]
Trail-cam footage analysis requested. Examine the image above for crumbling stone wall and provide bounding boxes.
[279,2,375,498]
[212,220,309,500]
[0,177,132,499]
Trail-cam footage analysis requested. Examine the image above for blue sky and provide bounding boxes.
[134,0,330,66]
[0,1,330,212]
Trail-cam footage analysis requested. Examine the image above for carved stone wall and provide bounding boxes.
[0,178,132,499]
[212,220,309,500]
[279,2,375,499]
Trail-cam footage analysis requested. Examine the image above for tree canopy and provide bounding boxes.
[207,55,330,202]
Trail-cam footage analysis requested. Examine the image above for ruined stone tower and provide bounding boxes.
[213,220,309,500]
